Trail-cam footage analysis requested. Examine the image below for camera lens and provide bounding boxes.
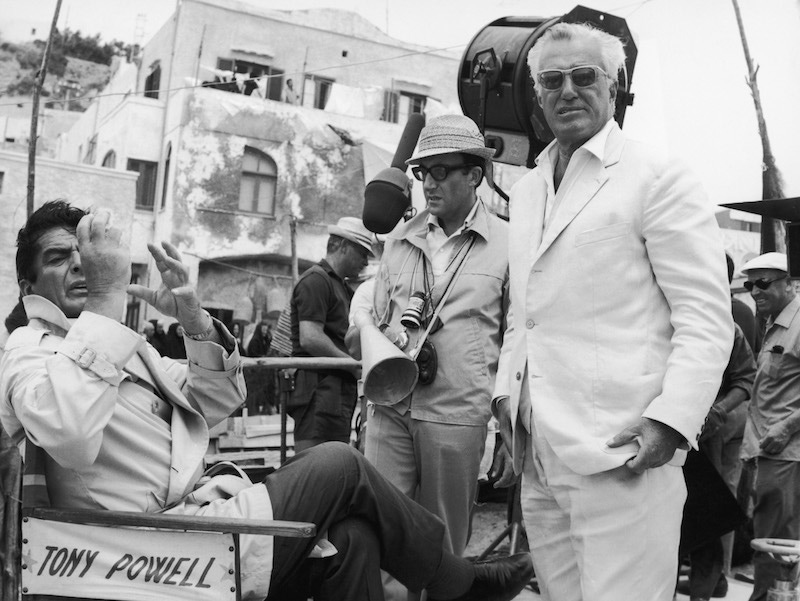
[401,292,426,329]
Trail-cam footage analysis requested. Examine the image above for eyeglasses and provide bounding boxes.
[744,276,786,292]
[536,65,610,91]
[411,163,471,182]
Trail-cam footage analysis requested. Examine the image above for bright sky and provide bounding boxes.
[4,0,800,205]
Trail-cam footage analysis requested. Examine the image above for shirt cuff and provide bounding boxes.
[184,318,240,372]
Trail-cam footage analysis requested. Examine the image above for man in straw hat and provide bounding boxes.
[289,216,374,451]
[354,113,512,600]
[493,21,733,600]
[739,252,800,601]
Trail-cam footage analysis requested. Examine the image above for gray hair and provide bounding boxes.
[527,22,627,90]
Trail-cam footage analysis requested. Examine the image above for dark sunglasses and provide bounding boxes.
[411,163,471,182]
[536,65,610,91]
[744,276,786,292]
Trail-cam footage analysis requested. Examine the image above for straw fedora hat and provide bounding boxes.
[328,217,375,256]
[406,114,496,165]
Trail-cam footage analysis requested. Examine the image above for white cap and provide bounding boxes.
[740,252,788,273]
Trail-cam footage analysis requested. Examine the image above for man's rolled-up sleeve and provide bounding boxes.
[179,318,246,427]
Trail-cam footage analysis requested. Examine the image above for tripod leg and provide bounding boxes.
[477,524,514,561]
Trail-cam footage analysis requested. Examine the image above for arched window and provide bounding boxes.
[239,147,277,215]
[101,150,116,168]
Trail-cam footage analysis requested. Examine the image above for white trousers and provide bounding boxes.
[520,428,686,601]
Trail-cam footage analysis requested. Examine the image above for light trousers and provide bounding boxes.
[521,428,686,601]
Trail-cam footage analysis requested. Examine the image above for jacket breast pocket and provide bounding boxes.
[574,222,631,247]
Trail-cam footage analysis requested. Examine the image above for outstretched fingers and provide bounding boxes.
[127,283,156,305]
[148,242,187,281]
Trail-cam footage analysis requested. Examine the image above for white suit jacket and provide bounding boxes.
[494,123,734,475]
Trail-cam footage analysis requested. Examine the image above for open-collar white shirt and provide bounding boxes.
[536,118,615,235]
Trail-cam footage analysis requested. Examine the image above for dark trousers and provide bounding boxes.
[688,537,724,598]
[686,428,744,598]
[289,370,357,447]
[749,458,800,601]
[264,442,447,601]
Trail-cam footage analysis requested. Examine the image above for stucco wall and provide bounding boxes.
[173,90,363,264]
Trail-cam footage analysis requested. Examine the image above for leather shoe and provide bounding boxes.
[430,552,534,601]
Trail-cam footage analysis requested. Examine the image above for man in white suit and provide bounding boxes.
[493,22,734,601]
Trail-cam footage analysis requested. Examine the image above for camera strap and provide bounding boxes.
[410,234,476,361]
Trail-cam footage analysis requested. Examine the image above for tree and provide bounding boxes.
[731,0,787,253]
[53,28,134,66]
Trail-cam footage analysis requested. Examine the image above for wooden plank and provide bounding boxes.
[23,508,315,538]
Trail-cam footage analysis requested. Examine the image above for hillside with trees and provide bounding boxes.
[0,29,134,111]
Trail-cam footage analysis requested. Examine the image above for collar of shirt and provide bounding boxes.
[534,118,617,170]
[535,119,616,227]
[426,196,479,237]
[21,294,75,334]
[425,198,480,277]
[390,198,492,251]
[319,258,346,285]
[770,295,800,330]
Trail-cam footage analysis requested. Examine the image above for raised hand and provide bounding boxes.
[128,241,210,335]
[78,209,131,320]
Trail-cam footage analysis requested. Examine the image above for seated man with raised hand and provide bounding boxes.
[0,200,533,601]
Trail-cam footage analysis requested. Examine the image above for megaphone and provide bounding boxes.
[354,312,418,405]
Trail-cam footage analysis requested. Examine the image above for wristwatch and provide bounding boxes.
[185,311,216,341]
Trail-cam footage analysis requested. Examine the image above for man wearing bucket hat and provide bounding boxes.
[289,216,374,451]
[355,113,511,600]
[739,252,800,601]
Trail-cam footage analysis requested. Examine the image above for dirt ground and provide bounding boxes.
[465,494,520,560]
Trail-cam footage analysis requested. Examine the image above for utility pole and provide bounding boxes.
[27,0,63,217]
[731,0,786,253]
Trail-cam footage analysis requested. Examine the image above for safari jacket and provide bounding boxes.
[373,199,509,426]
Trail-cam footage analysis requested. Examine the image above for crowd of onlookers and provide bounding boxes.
[140,317,274,361]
